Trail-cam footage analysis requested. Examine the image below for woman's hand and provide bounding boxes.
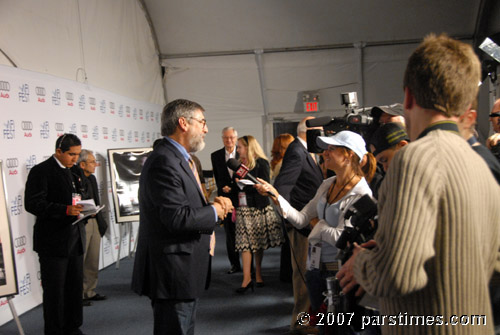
[254,178,279,204]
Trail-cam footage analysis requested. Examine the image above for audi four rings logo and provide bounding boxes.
[6,158,19,168]
[65,92,74,100]
[35,87,46,96]
[22,121,33,131]
[55,123,64,132]
[15,236,26,248]
[0,81,10,91]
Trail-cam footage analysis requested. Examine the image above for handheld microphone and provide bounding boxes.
[226,158,275,197]
[226,158,259,184]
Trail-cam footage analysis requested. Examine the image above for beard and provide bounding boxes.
[189,133,205,153]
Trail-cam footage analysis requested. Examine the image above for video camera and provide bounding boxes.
[324,194,378,333]
[306,92,374,153]
[336,194,378,263]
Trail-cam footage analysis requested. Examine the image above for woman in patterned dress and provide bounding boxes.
[234,135,284,293]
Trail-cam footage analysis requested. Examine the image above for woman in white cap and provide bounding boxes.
[255,130,376,328]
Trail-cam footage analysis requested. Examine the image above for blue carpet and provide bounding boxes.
[0,225,294,334]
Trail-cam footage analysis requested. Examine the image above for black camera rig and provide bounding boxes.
[306,92,374,153]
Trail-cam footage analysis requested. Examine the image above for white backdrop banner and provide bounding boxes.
[0,65,162,325]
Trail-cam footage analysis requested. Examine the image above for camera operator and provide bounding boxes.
[369,122,409,174]
[255,131,376,334]
[336,34,500,334]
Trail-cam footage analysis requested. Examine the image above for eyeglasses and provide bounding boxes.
[189,117,207,128]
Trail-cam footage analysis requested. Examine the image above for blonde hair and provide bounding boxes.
[486,133,500,149]
[238,135,268,170]
[271,133,294,170]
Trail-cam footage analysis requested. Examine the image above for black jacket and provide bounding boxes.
[210,147,239,206]
[236,158,271,209]
[83,173,108,236]
[132,138,217,300]
[25,156,87,256]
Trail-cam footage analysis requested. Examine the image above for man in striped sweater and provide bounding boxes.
[337,34,500,334]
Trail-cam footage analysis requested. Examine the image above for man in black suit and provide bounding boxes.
[77,149,108,304]
[25,133,87,335]
[210,126,241,274]
[273,117,324,334]
[132,99,232,335]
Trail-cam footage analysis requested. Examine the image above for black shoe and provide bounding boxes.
[82,300,93,307]
[256,281,265,288]
[227,265,241,274]
[236,280,254,294]
[88,293,107,301]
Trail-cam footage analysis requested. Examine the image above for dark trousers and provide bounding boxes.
[39,254,83,335]
[223,216,240,269]
[152,298,198,335]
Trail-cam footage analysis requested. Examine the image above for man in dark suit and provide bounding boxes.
[210,126,241,274]
[132,99,232,335]
[77,149,108,304]
[273,117,324,334]
[25,133,87,335]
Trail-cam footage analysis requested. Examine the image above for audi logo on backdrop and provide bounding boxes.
[21,121,33,131]
[35,86,46,96]
[0,81,11,91]
[15,235,26,248]
[6,158,19,169]
[55,123,64,132]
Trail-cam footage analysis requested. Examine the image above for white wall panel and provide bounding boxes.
[0,65,162,325]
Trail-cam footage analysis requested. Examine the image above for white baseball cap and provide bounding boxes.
[316,131,367,162]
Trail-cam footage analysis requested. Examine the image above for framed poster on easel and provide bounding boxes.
[107,148,152,268]
[0,160,18,298]
[107,148,152,223]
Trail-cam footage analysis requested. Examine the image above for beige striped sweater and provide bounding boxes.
[354,129,500,334]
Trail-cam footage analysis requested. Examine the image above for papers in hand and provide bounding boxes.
[237,179,255,190]
[72,200,105,225]
[76,199,98,212]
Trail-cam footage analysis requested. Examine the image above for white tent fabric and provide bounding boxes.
[0,0,164,105]
[163,43,419,167]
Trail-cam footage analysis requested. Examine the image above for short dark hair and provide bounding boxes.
[55,133,81,153]
[161,99,205,136]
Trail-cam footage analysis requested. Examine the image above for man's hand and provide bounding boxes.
[213,196,233,220]
[67,204,84,216]
[222,185,231,193]
[309,217,319,228]
[336,240,376,296]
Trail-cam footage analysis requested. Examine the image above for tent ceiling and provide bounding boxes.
[143,0,496,59]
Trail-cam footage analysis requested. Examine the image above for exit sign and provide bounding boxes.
[305,102,319,112]
[302,91,320,113]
